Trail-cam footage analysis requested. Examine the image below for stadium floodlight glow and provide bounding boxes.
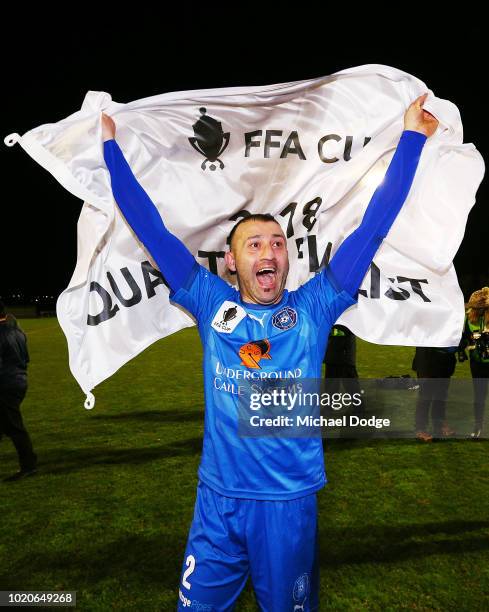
[361,162,388,190]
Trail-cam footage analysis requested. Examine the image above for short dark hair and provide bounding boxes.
[227,213,279,249]
[0,300,5,318]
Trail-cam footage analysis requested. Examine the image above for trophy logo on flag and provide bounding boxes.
[188,107,230,170]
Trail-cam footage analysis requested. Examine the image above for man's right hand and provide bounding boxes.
[102,113,116,142]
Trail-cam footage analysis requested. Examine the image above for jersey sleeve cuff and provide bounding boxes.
[168,260,201,299]
[400,130,428,148]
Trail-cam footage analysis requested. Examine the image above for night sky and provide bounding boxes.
[1,10,487,300]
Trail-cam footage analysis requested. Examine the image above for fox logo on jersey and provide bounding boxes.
[239,339,272,369]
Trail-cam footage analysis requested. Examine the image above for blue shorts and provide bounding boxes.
[177,481,319,611]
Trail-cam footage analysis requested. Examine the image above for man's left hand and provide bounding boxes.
[404,94,439,137]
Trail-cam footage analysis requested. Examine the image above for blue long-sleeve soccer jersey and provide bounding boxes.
[104,130,426,499]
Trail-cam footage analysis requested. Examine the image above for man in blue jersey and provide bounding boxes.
[101,95,438,611]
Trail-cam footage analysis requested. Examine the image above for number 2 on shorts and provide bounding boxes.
[182,555,196,589]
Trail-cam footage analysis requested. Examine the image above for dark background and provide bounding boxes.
[1,8,487,302]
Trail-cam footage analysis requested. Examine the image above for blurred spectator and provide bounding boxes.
[459,287,489,439]
[0,300,37,481]
[324,325,364,414]
[412,346,457,441]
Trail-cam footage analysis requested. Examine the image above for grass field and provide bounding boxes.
[1,318,488,611]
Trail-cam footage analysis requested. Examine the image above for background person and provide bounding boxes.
[323,324,365,416]
[460,287,489,438]
[0,300,37,481]
[412,346,457,442]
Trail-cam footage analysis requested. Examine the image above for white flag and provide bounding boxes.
[5,64,484,398]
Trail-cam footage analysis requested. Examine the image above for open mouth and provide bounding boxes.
[256,266,277,289]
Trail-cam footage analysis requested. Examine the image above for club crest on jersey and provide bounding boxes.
[272,307,297,331]
[239,339,272,369]
[211,301,247,334]
[293,573,310,610]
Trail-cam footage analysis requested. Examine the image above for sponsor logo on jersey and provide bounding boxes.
[239,339,272,369]
[293,573,310,611]
[188,107,230,171]
[272,306,298,331]
[211,301,247,334]
[248,311,269,327]
[215,361,302,380]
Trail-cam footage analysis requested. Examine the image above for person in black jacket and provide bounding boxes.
[323,325,365,416]
[324,325,358,381]
[0,300,37,481]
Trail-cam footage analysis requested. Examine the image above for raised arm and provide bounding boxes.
[329,94,439,298]
[102,114,196,293]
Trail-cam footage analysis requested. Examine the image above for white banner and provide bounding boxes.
[5,64,484,397]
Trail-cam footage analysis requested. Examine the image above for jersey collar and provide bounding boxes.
[238,290,289,311]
